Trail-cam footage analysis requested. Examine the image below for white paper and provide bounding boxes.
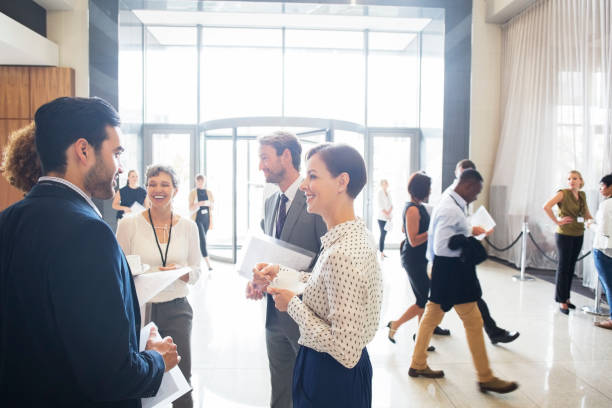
[133,267,191,307]
[139,322,191,408]
[238,234,315,280]
[469,206,496,240]
[129,201,146,215]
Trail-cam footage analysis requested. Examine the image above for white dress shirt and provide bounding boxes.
[282,218,383,369]
[273,177,302,237]
[594,198,612,257]
[116,214,202,302]
[377,189,392,220]
[427,190,472,261]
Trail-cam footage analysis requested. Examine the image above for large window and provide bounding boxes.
[284,30,365,123]
[367,32,420,127]
[200,28,283,121]
[145,27,198,123]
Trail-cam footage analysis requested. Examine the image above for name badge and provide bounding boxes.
[576,217,585,223]
[201,209,209,215]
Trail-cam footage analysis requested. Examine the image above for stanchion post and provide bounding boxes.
[582,280,607,316]
[513,221,535,281]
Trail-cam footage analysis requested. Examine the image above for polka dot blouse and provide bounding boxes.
[284,218,383,369]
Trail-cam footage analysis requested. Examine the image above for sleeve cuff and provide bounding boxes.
[287,295,302,323]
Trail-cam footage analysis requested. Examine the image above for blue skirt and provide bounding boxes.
[292,346,372,408]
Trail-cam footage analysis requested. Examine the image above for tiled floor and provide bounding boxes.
[182,252,612,407]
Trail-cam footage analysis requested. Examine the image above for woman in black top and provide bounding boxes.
[112,169,147,219]
[386,172,449,346]
[189,174,214,271]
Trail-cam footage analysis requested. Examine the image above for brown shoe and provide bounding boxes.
[478,377,519,394]
[408,366,444,378]
[595,319,612,330]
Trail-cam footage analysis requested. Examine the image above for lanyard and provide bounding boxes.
[148,209,173,267]
[450,195,468,216]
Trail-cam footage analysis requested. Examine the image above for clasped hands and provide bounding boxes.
[245,262,295,312]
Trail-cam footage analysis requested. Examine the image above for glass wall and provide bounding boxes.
[118,4,445,256]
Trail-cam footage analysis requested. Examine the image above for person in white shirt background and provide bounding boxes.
[254,143,383,408]
[377,179,393,259]
[593,173,612,329]
[117,164,201,408]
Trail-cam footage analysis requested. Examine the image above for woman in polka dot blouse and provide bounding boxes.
[256,143,383,408]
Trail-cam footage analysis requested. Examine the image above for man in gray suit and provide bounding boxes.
[246,131,327,408]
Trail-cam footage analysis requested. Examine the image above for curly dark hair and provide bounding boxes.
[1,122,41,192]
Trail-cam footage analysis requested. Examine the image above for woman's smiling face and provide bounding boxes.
[300,152,341,215]
[147,171,176,209]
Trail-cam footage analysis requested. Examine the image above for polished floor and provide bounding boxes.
[181,252,612,407]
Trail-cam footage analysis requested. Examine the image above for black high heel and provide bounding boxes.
[386,321,397,344]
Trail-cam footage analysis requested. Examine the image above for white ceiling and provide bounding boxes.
[133,10,431,33]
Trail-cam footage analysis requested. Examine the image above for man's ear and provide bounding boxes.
[73,138,91,165]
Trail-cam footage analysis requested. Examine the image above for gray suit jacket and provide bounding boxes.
[262,188,327,330]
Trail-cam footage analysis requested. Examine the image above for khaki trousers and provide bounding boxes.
[410,301,494,383]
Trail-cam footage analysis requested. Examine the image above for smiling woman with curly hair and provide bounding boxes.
[1,122,41,193]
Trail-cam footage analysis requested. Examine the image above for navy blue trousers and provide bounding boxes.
[292,346,372,408]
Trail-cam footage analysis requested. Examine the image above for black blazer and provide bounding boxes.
[0,181,164,407]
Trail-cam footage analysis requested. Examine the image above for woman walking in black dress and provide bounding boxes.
[189,174,214,270]
[387,172,449,346]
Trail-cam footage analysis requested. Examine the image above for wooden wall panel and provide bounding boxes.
[29,67,75,117]
[0,67,30,119]
[0,119,31,210]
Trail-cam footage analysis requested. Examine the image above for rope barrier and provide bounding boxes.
[485,232,523,252]
[527,232,591,263]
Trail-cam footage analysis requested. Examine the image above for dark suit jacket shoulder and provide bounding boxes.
[0,182,164,407]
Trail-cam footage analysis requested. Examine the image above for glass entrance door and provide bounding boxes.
[143,126,196,218]
[370,130,419,248]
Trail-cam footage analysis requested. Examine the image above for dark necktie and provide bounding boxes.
[275,194,289,239]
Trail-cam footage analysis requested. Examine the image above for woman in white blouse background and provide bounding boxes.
[116,164,201,408]
[377,179,393,259]
[258,143,383,408]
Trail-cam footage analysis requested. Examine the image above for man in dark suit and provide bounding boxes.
[246,131,327,408]
[0,97,179,407]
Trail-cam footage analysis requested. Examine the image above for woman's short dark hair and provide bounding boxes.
[306,143,366,199]
[34,97,120,174]
[258,131,302,171]
[601,174,612,187]
[407,172,431,201]
[146,164,179,188]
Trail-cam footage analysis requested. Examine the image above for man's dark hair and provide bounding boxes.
[458,168,483,185]
[258,131,302,171]
[456,159,476,171]
[306,143,366,199]
[408,172,431,201]
[601,174,612,188]
[34,97,120,174]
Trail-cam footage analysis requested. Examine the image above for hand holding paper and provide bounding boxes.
[144,326,180,372]
[470,206,496,240]
[253,263,279,289]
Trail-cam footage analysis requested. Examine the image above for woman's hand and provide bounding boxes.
[267,287,296,312]
[558,216,574,225]
[252,263,279,290]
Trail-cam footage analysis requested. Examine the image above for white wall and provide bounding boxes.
[46,0,89,97]
[470,0,502,209]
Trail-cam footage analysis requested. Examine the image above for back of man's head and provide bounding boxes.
[456,159,476,173]
[35,97,120,175]
[258,131,302,171]
[457,168,483,185]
